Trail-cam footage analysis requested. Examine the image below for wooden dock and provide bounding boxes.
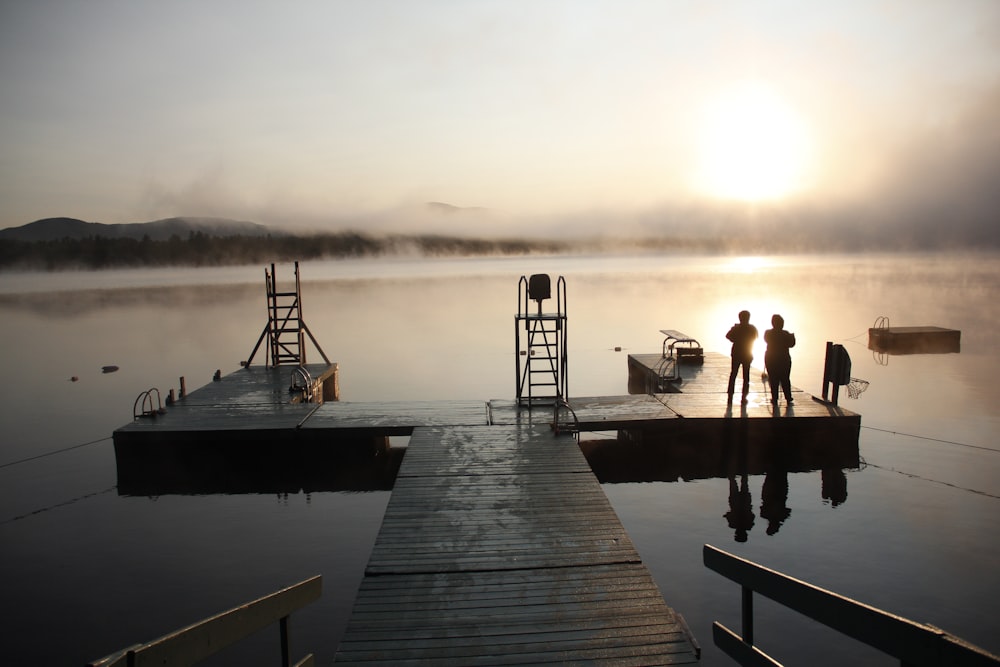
[111,344,862,662]
[333,424,700,665]
[619,351,861,476]
[868,325,960,354]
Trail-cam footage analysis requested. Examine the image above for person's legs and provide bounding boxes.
[727,357,739,399]
[767,365,779,403]
[740,360,751,401]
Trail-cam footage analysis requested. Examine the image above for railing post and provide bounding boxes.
[742,585,754,645]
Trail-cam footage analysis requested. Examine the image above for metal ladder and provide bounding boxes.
[515,274,568,406]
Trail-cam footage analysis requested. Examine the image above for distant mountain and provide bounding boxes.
[0,216,273,241]
[425,202,491,216]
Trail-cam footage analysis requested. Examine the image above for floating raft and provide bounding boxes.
[868,325,961,354]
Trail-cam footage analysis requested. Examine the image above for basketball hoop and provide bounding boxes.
[846,377,870,399]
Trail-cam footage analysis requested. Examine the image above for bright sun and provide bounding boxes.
[695,81,810,202]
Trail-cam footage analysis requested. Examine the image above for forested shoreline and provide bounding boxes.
[0,231,573,270]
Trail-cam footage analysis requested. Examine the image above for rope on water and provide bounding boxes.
[0,436,112,469]
[0,486,118,526]
[862,426,1000,454]
[864,462,1000,500]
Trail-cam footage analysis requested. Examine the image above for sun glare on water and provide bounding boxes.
[696,81,811,202]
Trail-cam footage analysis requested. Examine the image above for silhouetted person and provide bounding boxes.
[764,314,796,405]
[724,474,755,542]
[760,471,791,535]
[726,310,758,405]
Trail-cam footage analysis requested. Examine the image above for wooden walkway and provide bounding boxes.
[333,424,700,665]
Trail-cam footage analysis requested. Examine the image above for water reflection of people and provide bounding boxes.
[760,471,791,535]
[764,314,796,405]
[822,468,848,507]
[726,310,758,406]
[724,474,755,542]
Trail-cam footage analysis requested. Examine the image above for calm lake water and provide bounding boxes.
[1,252,998,666]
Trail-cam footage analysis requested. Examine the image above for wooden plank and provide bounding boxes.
[337,566,698,666]
[704,545,946,666]
[629,351,774,394]
[654,392,858,418]
[335,425,700,664]
[712,623,782,667]
[87,577,322,667]
[175,364,337,406]
[302,400,489,433]
[366,426,636,575]
[396,424,591,476]
[489,394,679,430]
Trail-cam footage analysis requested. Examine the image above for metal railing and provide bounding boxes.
[704,545,999,667]
[87,575,321,667]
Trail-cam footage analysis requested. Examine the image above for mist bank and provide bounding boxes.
[1,221,996,272]
[0,231,572,271]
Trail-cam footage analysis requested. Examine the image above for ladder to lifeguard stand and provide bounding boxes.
[515,274,568,406]
[245,262,330,368]
[267,262,305,366]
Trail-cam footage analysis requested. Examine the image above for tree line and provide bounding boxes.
[0,231,569,270]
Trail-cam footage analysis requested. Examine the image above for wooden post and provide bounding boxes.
[179,376,186,398]
[822,342,844,406]
[321,364,340,402]
[280,615,291,667]
[822,342,832,401]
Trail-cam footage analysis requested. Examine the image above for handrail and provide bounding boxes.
[290,365,314,401]
[703,544,1000,667]
[87,575,322,667]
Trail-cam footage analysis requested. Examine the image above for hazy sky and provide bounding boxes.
[2,1,999,240]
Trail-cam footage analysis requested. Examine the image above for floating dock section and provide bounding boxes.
[868,325,961,354]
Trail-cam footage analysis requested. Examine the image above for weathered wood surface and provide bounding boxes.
[88,576,321,667]
[334,424,700,665]
[114,364,337,442]
[175,364,337,406]
[303,400,489,433]
[491,394,678,430]
[629,351,782,396]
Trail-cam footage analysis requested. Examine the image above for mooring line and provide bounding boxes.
[0,436,112,469]
[864,462,1000,500]
[862,426,1000,454]
[0,486,118,526]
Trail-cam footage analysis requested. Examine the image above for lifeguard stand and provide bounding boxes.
[245,261,329,368]
[515,274,568,406]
